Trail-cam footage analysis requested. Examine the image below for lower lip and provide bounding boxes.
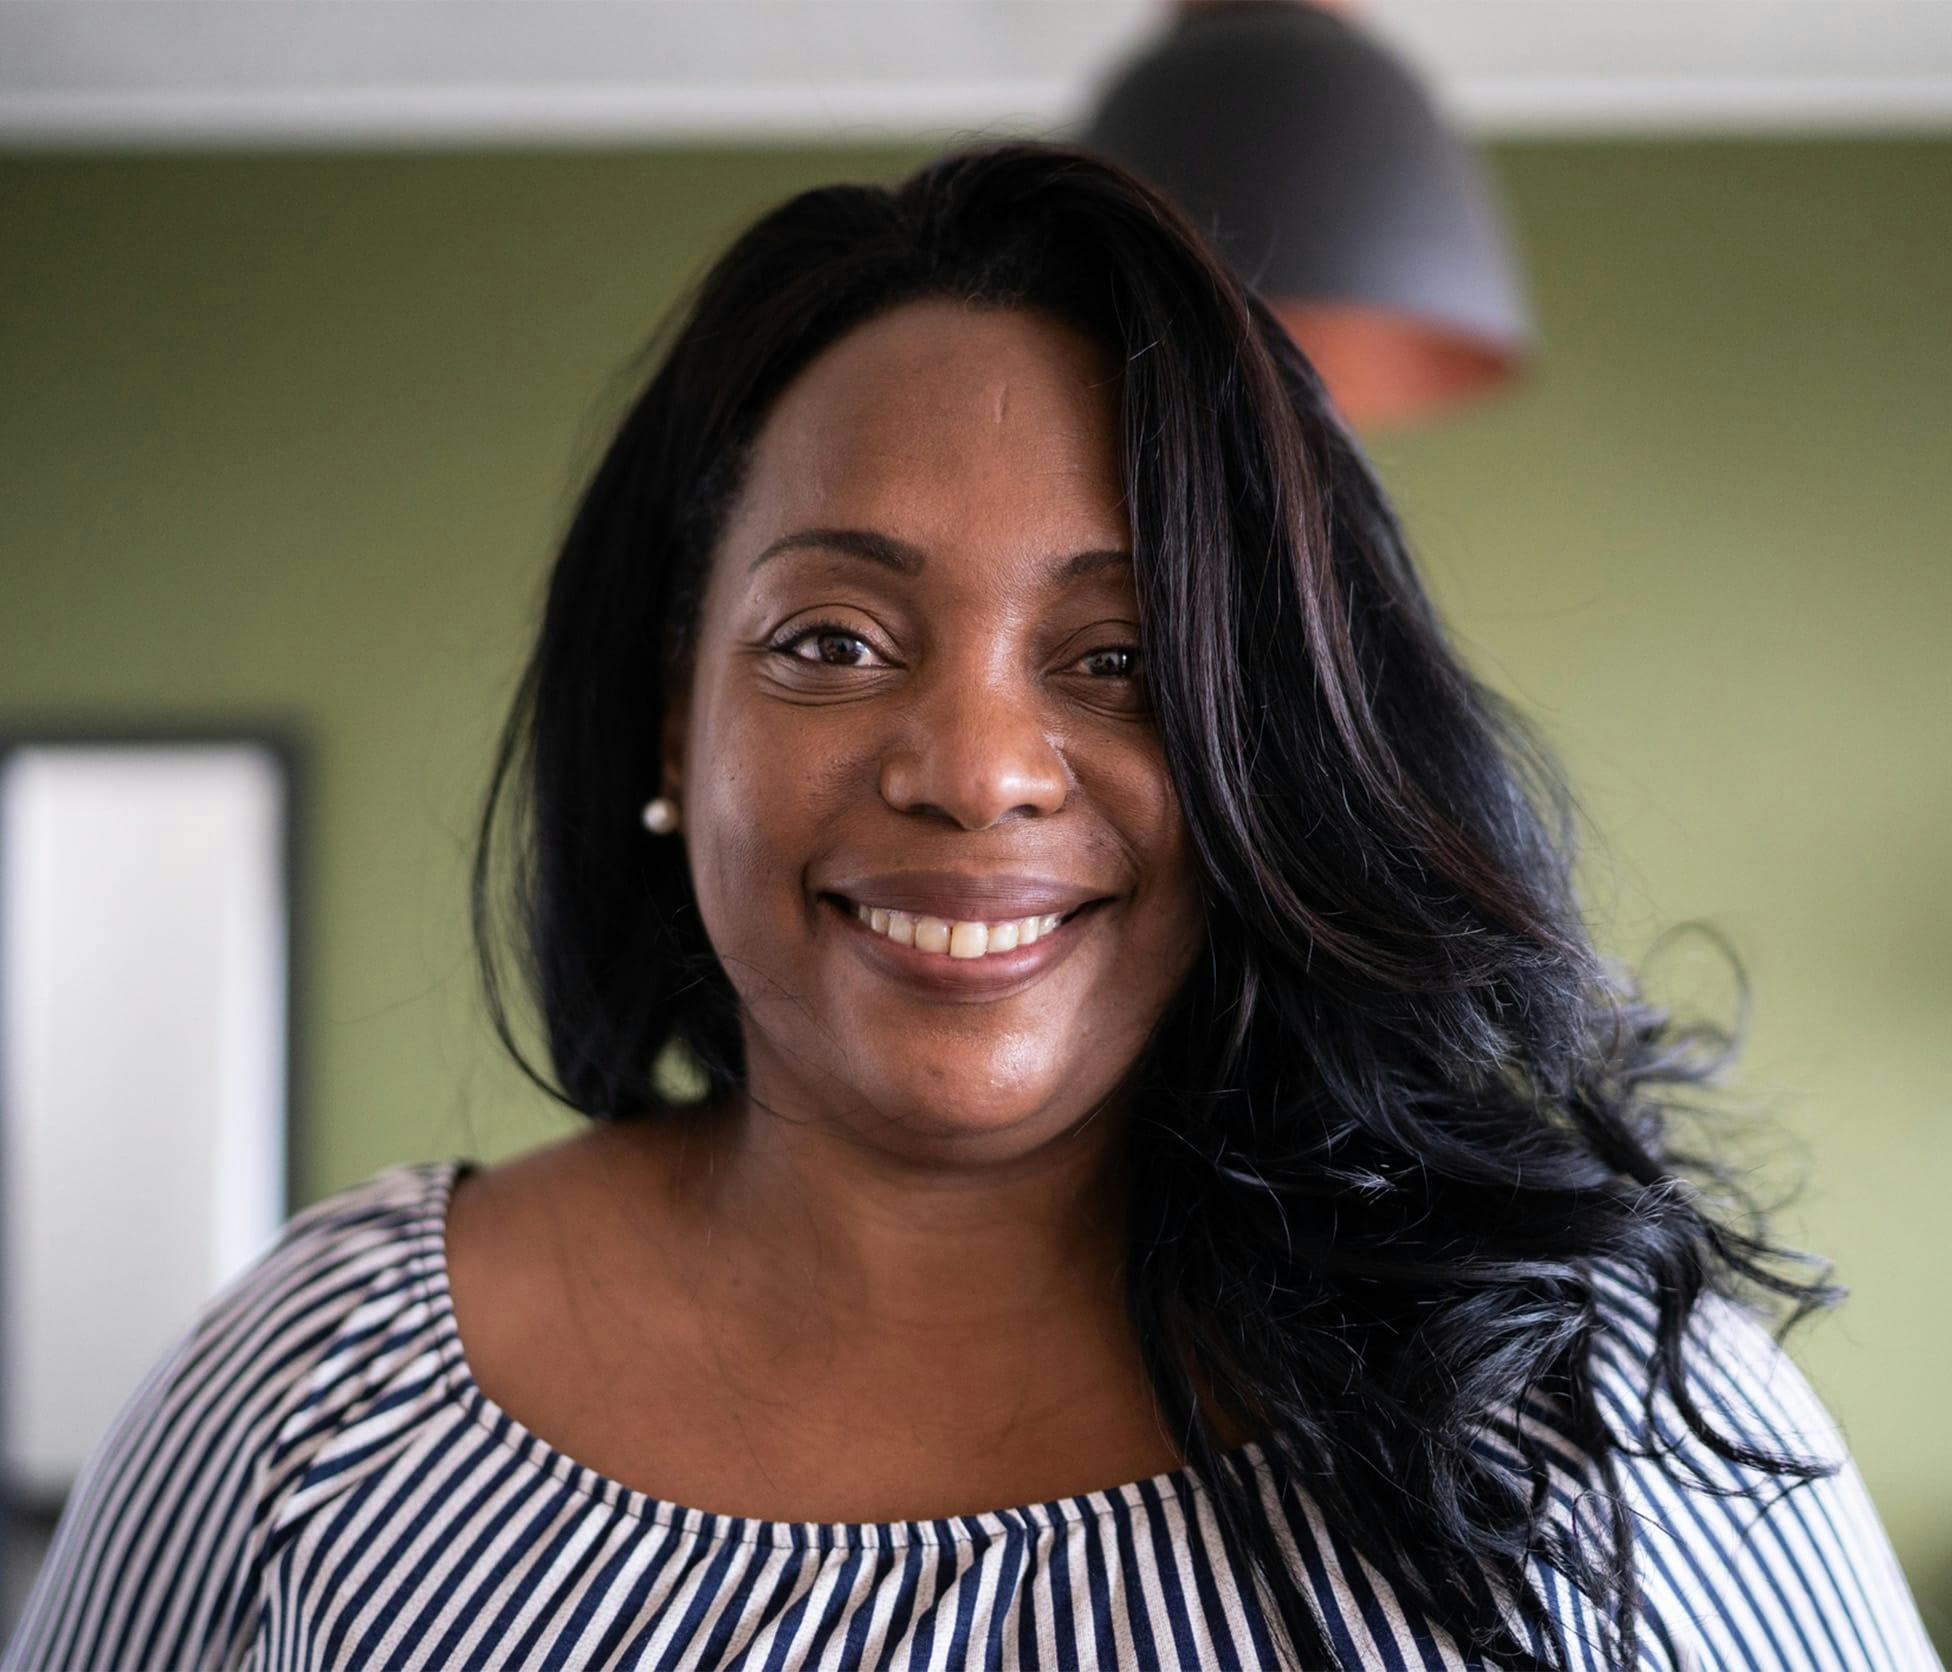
[821,895,1110,1000]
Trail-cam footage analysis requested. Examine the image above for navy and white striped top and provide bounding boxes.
[4,1157,1939,1670]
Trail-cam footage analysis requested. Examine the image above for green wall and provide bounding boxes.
[2,140,1946,1633]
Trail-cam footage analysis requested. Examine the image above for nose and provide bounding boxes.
[877,660,1070,829]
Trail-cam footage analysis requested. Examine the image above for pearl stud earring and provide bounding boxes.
[641,795,680,835]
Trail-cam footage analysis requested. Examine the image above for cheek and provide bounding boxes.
[682,694,848,949]
[1102,744,1202,905]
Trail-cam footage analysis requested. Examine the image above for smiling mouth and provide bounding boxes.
[819,892,1100,959]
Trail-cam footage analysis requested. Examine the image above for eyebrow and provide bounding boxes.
[746,526,1131,584]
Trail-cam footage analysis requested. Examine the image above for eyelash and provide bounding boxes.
[767,619,1143,680]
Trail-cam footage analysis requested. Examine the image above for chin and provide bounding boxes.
[847,1072,1086,1156]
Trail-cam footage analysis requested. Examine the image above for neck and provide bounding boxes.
[666,1087,1137,1347]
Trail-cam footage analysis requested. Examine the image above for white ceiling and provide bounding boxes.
[3,0,1950,148]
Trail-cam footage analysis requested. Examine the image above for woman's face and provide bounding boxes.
[665,297,1207,1159]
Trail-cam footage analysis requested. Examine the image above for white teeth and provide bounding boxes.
[851,901,1069,958]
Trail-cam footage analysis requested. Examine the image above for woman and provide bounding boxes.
[5,143,1938,1672]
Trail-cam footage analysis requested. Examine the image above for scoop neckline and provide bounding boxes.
[413,1154,1270,1550]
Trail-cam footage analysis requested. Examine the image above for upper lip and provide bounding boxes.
[820,870,1115,923]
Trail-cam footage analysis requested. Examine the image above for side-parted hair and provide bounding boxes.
[471,141,1839,1671]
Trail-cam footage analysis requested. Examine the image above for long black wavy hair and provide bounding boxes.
[471,141,1842,1669]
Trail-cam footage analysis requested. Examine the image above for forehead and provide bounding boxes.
[720,299,1128,575]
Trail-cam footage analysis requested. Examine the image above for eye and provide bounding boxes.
[766,618,889,669]
[1076,644,1142,681]
[1069,641,1150,715]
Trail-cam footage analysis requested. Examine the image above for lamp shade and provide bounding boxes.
[1081,0,1536,427]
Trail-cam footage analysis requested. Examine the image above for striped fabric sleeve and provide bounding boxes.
[1,1177,409,1672]
[1584,1262,1944,1672]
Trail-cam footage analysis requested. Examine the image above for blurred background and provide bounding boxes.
[1,0,1947,1651]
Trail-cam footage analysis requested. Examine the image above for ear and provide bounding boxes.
[658,671,692,803]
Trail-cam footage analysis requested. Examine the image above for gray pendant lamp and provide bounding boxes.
[1081,0,1535,429]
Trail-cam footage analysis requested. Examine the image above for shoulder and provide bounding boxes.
[1580,1256,1845,1471]
[151,1155,458,1462]
[1,1157,465,1672]
[1490,1259,1941,1671]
